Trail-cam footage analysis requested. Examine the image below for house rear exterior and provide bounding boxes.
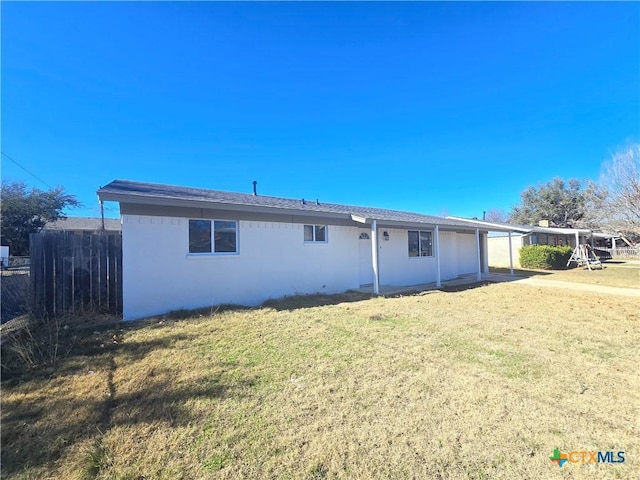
[98,180,503,320]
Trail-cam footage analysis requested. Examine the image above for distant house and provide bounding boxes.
[44,217,121,235]
[97,180,513,320]
[447,218,596,269]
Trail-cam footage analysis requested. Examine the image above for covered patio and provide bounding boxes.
[350,213,517,295]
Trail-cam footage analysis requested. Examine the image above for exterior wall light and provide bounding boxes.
[383,231,390,241]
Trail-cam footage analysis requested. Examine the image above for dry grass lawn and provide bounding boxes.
[545,261,640,289]
[2,282,638,479]
[492,260,640,289]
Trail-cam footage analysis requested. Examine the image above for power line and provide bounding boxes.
[1,151,53,189]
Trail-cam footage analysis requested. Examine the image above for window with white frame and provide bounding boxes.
[304,224,327,243]
[189,220,238,254]
[408,230,433,257]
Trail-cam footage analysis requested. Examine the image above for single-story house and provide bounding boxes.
[45,217,121,235]
[97,180,513,320]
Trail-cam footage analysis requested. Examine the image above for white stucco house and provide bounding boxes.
[98,180,512,320]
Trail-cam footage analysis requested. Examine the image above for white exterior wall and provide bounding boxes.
[377,228,438,286]
[438,231,459,281]
[487,235,524,268]
[121,214,487,320]
[122,215,359,320]
[456,233,478,275]
[376,229,476,287]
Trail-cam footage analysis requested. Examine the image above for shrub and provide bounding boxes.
[519,244,573,270]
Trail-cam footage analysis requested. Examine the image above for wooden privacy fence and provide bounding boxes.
[30,232,123,317]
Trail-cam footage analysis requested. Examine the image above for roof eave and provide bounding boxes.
[99,190,354,221]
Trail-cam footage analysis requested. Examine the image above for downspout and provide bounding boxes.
[371,220,380,295]
[435,225,441,287]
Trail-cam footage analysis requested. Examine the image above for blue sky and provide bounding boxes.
[2,1,639,219]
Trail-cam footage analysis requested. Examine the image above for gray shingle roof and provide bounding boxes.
[98,179,502,230]
[45,217,121,232]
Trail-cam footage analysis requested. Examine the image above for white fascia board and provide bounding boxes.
[370,218,489,234]
[445,216,529,233]
[350,214,369,224]
[591,232,619,239]
[532,226,591,235]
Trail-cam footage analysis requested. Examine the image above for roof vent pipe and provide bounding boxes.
[316,199,320,205]
[252,180,257,196]
[301,198,306,205]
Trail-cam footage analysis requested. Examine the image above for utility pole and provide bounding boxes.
[100,201,106,232]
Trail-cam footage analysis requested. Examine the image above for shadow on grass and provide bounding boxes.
[1,327,258,477]
[261,291,374,311]
[379,281,498,297]
[0,315,198,383]
[489,267,554,278]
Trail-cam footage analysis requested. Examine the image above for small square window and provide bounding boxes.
[304,224,328,243]
[189,220,238,254]
[408,230,433,257]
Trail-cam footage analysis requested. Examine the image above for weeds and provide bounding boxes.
[80,443,111,480]
[1,311,121,379]
[2,315,69,371]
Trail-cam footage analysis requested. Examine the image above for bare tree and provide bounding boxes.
[484,208,509,223]
[580,180,609,230]
[596,144,640,236]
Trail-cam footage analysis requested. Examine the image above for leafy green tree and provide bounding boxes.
[509,178,586,227]
[1,181,80,255]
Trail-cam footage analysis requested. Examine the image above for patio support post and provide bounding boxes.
[435,225,441,287]
[371,220,380,295]
[575,231,580,248]
[476,228,482,281]
[508,230,514,276]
